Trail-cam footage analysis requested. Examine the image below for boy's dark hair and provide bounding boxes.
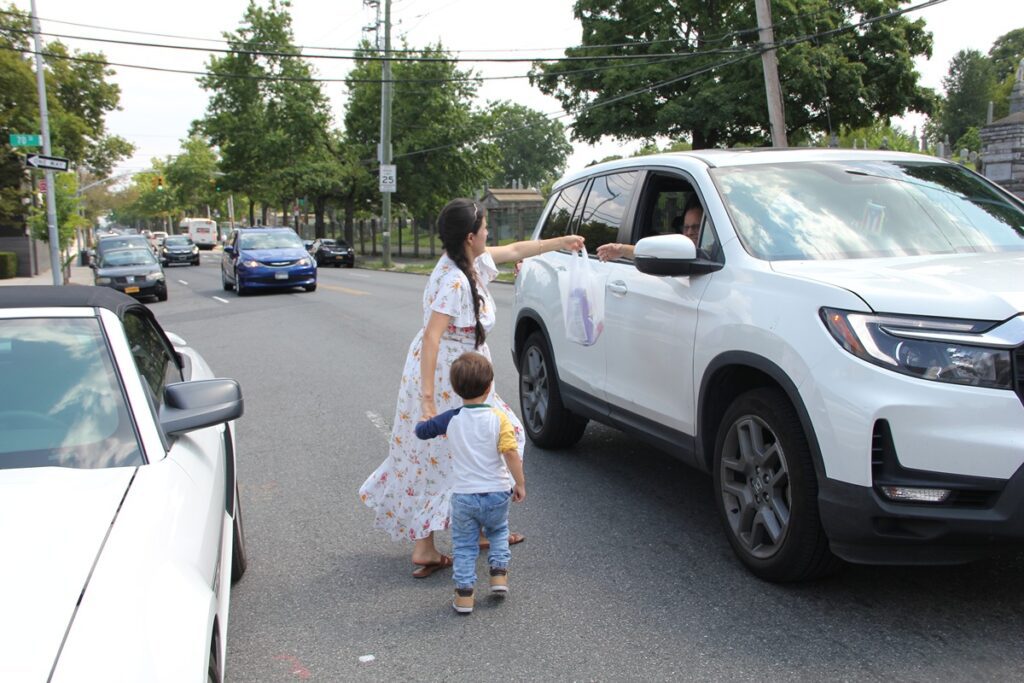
[450,351,494,400]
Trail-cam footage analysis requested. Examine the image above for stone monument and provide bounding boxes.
[980,57,1024,198]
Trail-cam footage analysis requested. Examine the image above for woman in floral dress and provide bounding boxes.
[359,198,584,576]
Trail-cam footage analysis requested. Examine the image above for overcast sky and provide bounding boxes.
[12,0,1024,179]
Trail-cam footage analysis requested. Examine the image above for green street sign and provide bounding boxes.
[9,133,42,147]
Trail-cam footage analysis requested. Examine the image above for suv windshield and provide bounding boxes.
[0,318,143,469]
[165,236,192,247]
[240,231,303,250]
[712,160,1024,260]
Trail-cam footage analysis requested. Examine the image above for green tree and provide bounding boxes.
[165,135,222,217]
[482,101,572,187]
[344,41,499,220]
[1,4,133,228]
[988,28,1024,82]
[29,172,87,249]
[988,28,1024,119]
[532,0,933,149]
[834,121,920,151]
[198,0,339,232]
[937,49,995,146]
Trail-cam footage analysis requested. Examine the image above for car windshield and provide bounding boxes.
[165,236,192,247]
[711,160,1024,261]
[0,318,143,469]
[101,248,157,267]
[98,236,149,252]
[240,232,303,250]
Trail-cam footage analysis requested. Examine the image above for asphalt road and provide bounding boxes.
[149,254,1024,682]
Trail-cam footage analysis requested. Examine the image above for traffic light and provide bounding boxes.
[156,175,164,191]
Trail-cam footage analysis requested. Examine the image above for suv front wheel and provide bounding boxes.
[713,387,839,582]
[518,331,587,448]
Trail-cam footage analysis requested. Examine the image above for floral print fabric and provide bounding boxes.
[359,251,525,541]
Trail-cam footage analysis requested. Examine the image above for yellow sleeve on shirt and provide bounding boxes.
[492,408,518,455]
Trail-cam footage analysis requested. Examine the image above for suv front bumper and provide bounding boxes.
[819,464,1024,565]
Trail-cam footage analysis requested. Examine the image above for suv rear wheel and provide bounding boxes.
[518,331,587,448]
[713,387,840,582]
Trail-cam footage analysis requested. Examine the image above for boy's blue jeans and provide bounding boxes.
[450,490,512,590]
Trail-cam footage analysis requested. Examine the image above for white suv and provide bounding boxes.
[511,149,1024,581]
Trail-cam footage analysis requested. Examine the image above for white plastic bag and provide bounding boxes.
[563,249,604,346]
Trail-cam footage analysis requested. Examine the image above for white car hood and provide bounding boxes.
[771,251,1024,320]
[0,466,135,682]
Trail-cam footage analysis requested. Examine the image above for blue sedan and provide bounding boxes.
[221,227,317,295]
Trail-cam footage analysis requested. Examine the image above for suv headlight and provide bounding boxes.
[192,246,199,253]
[298,257,311,266]
[241,259,260,268]
[95,276,111,285]
[146,272,165,281]
[821,308,1013,389]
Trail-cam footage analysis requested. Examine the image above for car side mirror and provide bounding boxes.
[223,245,235,255]
[159,379,244,436]
[634,234,723,276]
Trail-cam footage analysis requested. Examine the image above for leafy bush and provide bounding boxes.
[0,252,16,279]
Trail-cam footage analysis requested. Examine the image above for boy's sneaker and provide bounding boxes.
[452,588,474,614]
[489,568,509,595]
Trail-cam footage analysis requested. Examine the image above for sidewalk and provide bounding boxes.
[0,254,93,287]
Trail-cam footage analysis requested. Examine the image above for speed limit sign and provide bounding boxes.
[379,164,396,193]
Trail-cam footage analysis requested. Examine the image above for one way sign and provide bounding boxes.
[24,153,70,172]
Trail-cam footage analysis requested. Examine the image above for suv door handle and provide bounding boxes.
[607,280,627,295]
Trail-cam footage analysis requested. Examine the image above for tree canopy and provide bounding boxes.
[483,101,573,188]
[532,0,934,149]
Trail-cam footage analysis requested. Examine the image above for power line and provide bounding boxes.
[0,42,732,85]
[3,25,754,63]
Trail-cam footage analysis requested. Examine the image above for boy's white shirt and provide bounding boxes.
[447,405,517,494]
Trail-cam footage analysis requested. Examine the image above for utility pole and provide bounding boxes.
[30,0,62,285]
[379,0,394,268]
[755,0,787,147]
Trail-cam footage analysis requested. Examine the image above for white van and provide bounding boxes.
[179,218,218,250]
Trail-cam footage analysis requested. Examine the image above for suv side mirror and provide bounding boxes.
[223,245,235,255]
[634,235,723,276]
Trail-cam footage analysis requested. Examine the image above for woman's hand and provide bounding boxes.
[561,234,585,253]
[420,395,437,421]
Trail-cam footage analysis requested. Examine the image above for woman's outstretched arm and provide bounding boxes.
[487,234,585,265]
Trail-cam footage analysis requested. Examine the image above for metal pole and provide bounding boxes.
[754,0,788,147]
[379,0,393,268]
[30,0,62,285]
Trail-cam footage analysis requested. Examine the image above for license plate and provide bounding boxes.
[124,286,140,294]
[274,271,289,280]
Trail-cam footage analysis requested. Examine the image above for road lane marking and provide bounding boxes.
[319,283,371,296]
[212,296,230,304]
[177,280,188,285]
[366,410,390,440]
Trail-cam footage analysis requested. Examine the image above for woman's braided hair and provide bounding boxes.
[438,198,486,349]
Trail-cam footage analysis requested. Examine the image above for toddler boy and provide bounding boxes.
[415,351,526,614]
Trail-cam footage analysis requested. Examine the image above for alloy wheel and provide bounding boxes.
[519,345,549,433]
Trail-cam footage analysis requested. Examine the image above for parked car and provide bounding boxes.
[221,227,316,295]
[88,233,151,266]
[310,238,355,267]
[160,235,201,267]
[303,239,315,252]
[92,247,168,302]
[0,286,247,681]
[512,148,1024,582]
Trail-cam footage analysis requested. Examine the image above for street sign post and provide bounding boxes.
[24,153,70,172]
[9,133,42,147]
[379,164,396,193]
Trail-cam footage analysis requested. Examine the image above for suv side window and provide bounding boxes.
[539,181,587,239]
[123,311,182,409]
[576,171,639,253]
[634,172,721,261]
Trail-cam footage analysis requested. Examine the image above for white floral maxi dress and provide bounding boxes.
[359,251,525,542]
